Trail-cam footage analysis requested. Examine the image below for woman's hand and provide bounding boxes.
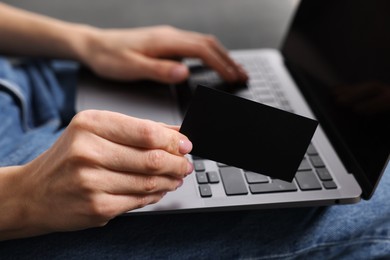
[0,4,247,84]
[0,110,193,240]
[80,26,248,84]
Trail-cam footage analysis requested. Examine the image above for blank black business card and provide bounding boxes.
[179,85,318,182]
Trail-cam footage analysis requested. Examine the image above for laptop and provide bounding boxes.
[76,0,390,213]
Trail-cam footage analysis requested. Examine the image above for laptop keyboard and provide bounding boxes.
[186,55,338,198]
[194,143,337,198]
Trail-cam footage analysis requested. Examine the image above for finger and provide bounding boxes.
[171,38,239,82]
[73,110,192,156]
[81,131,193,177]
[158,123,180,131]
[237,63,249,82]
[100,171,183,195]
[122,192,167,212]
[102,192,167,216]
[182,31,249,82]
[89,137,193,177]
[156,30,248,83]
[131,53,190,83]
[142,32,238,82]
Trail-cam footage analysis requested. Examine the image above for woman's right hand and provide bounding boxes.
[1,110,193,240]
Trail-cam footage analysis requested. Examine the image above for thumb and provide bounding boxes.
[135,55,189,84]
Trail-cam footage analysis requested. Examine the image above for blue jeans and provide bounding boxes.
[0,57,389,259]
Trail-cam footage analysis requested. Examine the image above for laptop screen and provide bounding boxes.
[282,0,390,199]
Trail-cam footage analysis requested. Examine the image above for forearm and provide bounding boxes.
[0,3,96,61]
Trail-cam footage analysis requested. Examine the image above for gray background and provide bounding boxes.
[5,0,298,49]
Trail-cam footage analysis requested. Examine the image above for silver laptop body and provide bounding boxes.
[76,0,389,213]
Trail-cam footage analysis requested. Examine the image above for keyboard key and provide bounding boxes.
[323,181,338,189]
[236,91,254,100]
[258,97,275,104]
[275,89,285,97]
[245,171,269,183]
[316,168,333,181]
[249,180,297,194]
[306,143,318,155]
[199,184,212,197]
[280,99,291,108]
[249,79,267,87]
[191,155,203,160]
[309,155,326,168]
[196,172,208,184]
[270,81,279,89]
[207,171,220,183]
[220,167,248,196]
[217,162,228,167]
[194,161,206,172]
[253,89,271,96]
[298,158,312,171]
[295,171,322,191]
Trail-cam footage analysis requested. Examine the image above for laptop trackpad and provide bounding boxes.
[76,76,181,125]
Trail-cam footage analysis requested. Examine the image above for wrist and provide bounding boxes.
[67,23,101,63]
[0,165,32,240]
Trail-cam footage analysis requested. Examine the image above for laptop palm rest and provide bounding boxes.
[76,74,181,125]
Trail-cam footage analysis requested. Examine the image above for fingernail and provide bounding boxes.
[186,161,194,175]
[179,139,193,154]
[171,65,188,82]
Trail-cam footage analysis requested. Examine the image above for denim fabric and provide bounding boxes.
[0,57,389,259]
[0,57,77,166]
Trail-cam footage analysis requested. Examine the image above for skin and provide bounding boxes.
[0,3,248,240]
